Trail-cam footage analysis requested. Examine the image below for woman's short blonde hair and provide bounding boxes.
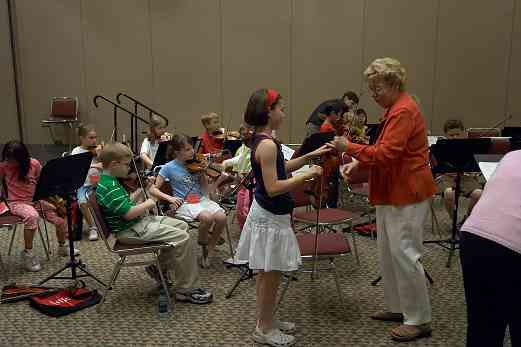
[364,57,407,91]
[97,142,132,167]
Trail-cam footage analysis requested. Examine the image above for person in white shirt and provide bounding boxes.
[140,115,167,169]
[70,124,103,241]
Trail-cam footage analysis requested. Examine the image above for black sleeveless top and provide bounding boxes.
[251,133,294,215]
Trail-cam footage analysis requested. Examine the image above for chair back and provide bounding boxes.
[290,182,312,208]
[50,97,79,120]
[467,128,500,138]
[87,191,114,252]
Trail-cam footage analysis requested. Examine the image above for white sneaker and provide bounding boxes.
[20,250,42,272]
[88,226,98,241]
[58,244,80,257]
[252,327,296,347]
[275,320,296,333]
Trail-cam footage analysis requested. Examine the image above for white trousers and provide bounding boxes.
[376,200,432,325]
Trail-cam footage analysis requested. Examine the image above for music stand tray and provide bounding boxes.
[151,140,173,169]
[35,152,105,287]
[426,138,491,268]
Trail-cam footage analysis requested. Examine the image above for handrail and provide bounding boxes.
[116,93,170,153]
[116,93,169,126]
[93,95,149,146]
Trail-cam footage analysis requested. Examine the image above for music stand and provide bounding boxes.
[223,139,242,156]
[425,138,491,268]
[501,126,521,138]
[35,152,105,287]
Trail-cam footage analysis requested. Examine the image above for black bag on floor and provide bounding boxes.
[30,286,102,317]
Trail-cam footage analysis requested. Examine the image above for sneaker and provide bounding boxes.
[57,244,80,257]
[176,288,213,304]
[20,250,42,272]
[145,265,173,287]
[252,327,296,347]
[88,226,98,241]
[275,320,296,333]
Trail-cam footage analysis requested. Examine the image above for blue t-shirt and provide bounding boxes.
[158,160,203,199]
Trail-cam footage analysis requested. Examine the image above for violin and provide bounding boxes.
[160,132,173,142]
[186,154,223,179]
[86,143,104,157]
[47,196,67,218]
[309,118,348,208]
[213,128,241,141]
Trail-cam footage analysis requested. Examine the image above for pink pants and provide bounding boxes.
[236,187,251,232]
[9,201,65,231]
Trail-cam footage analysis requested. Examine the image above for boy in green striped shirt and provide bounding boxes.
[96,143,212,304]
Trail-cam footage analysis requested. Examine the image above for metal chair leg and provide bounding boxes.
[7,224,17,256]
[331,259,345,307]
[97,257,124,312]
[224,222,234,259]
[349,221,360,265]
[0,253,8,281]
[37,223,50,261]
[154,253,172,307]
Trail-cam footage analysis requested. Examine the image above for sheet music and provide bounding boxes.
[427,136,439,147]
[478,162,499,181]
[280,144,295,161]
[293,164,312,176]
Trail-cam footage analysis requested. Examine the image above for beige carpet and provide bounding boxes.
[0,192,512,347]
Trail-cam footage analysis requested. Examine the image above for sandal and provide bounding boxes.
[176,288,213,304]
[390,323,432,342]
[252,328,296,347]
[370,311,404,322]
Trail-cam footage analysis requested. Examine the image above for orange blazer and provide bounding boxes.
[346,92,436,206]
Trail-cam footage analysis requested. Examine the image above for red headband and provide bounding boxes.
[266,89,279,109]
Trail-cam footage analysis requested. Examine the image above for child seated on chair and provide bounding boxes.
[222,123,254,231]
[140,115,168,169]
[199,112,224,155]
[441,119,483,221]
[95,142,212,304]
[0,141,78,272]
[149,134,228,268]
[71,123,103,241]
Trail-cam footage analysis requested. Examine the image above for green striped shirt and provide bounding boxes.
[96,174,139,233]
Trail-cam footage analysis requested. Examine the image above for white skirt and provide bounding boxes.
[175,197,224,220]
[236,199,301,272]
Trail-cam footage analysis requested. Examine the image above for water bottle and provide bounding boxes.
[158,288,170,320]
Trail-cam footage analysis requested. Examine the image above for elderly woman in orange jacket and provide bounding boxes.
[331,58,436,342]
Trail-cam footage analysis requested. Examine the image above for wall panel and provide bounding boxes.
[0,0,19,142]
[293,0,364,142]
[222,0,292,141]
[363,0,437,127]
[507,0,521,126]
[150,0,221,138]
[433,0,514,134]
[81,0,153,142]
[14,0,84,144]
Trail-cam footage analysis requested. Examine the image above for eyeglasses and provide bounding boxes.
[368,84,387,95]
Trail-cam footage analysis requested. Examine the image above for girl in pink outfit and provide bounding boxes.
[0,141,78,272]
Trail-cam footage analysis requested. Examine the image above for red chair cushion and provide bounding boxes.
[0,215,23,226]
[294,208,360,223]
[297,232,351,256]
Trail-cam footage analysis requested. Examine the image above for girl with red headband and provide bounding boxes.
[236,89,328,346]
